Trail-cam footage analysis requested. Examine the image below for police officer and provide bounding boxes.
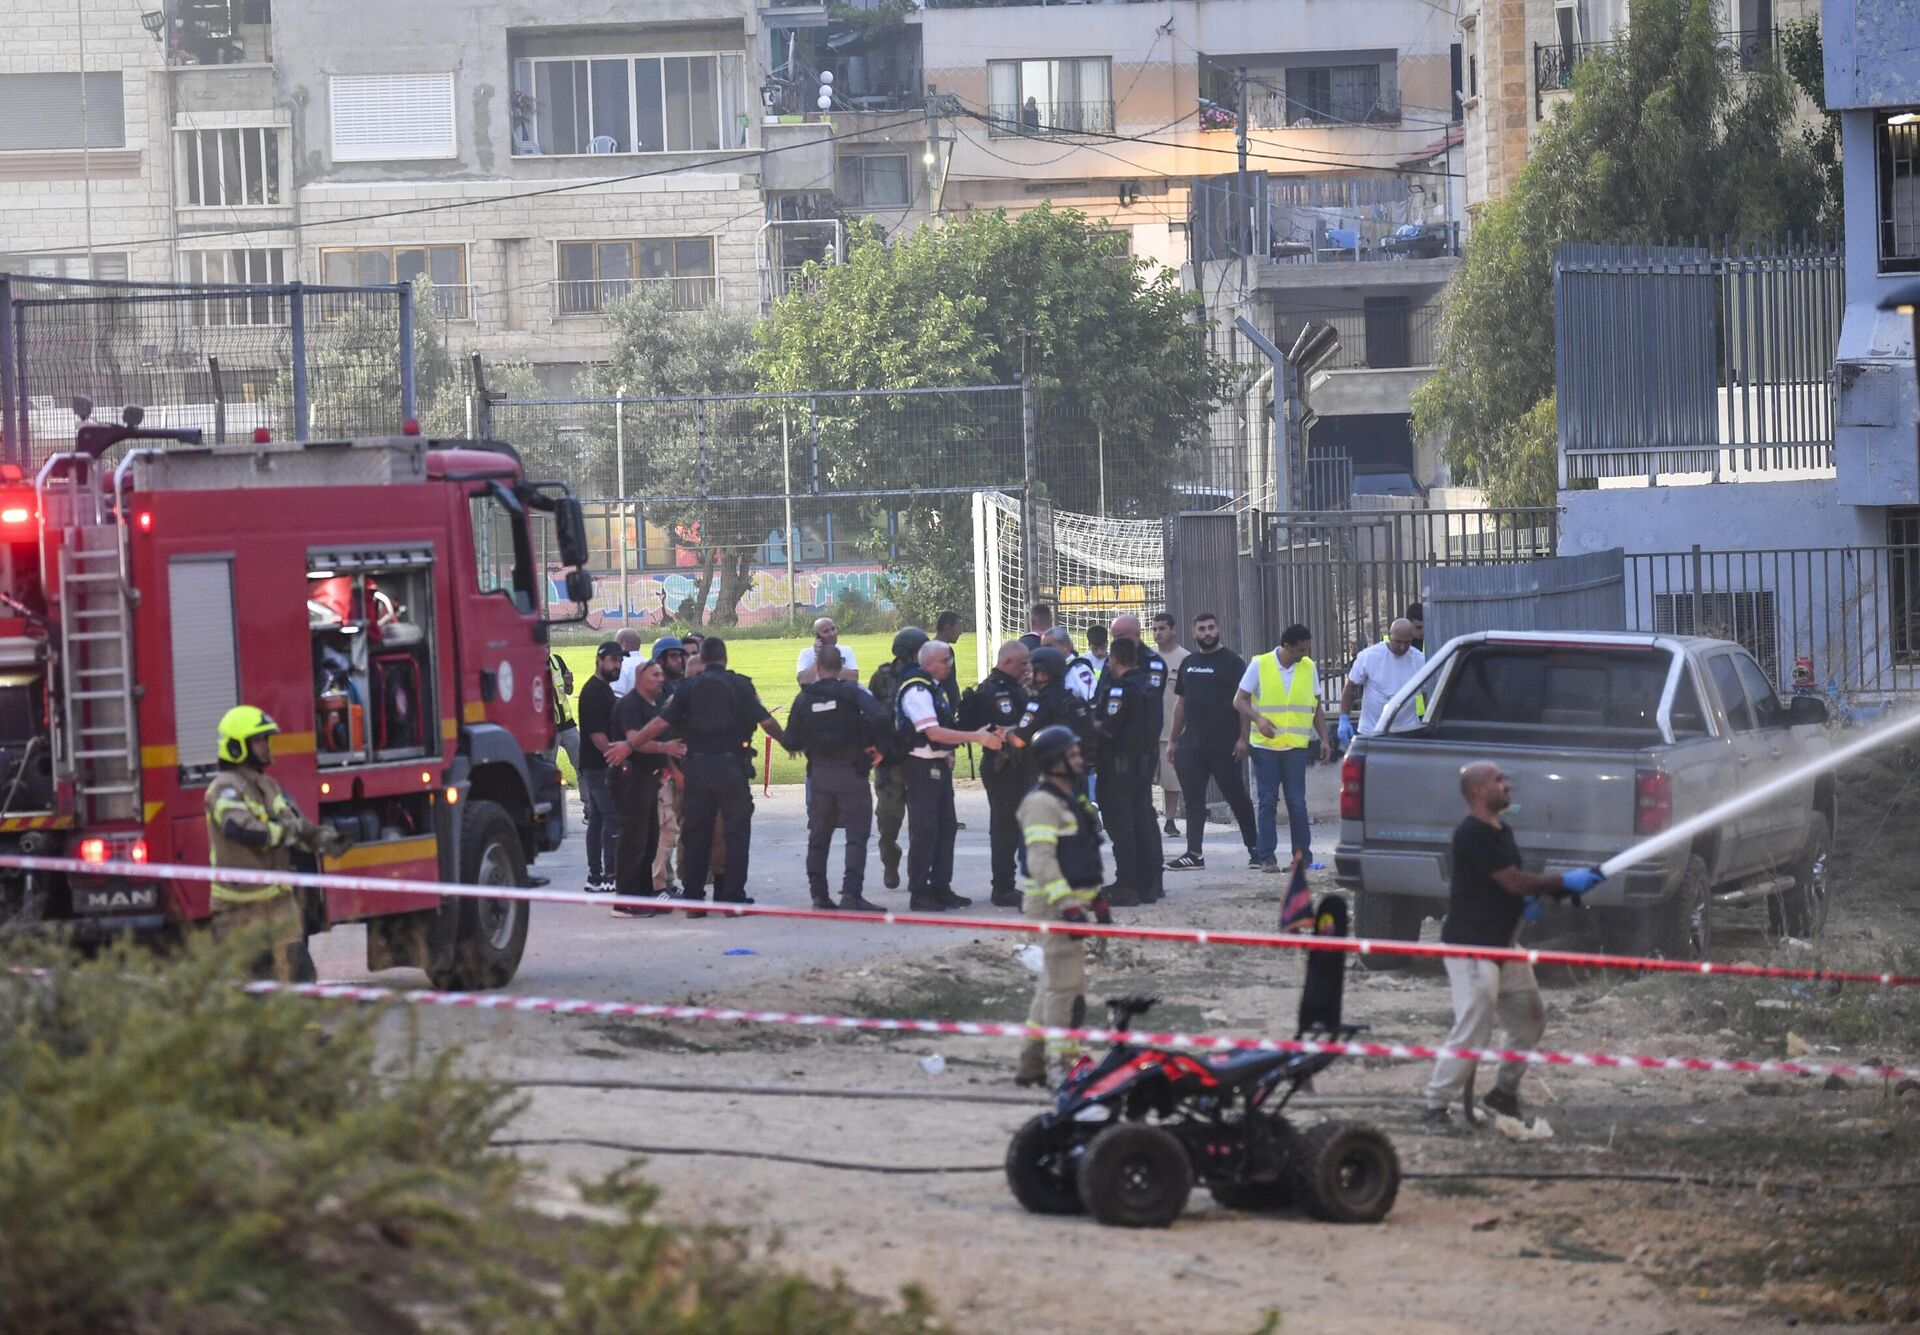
[205,705,347,982]
[549,650,580,776]
[868,626,929,891]
[1099,614,1168,902]
[896,639,1004,912]
[785,643,890,911]
[1014,647,1095,754]
[973,639,1032,907]
[1093,637,1161,906]
[650,636,690,899]
[626,636,788,906]
[1014,725,1111,1087]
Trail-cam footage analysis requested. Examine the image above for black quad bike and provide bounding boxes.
[1005,895,1400,1229]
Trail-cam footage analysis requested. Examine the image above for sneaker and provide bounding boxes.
[908,894,947,913]
[810,896,839,911]
[884,864,901,890]
[586,878,607,895]
[989,892,1022,908]
[714,894,756,906]
[679,889,709,921]
[1258,859,1282,874]
[936,890,973,909]
[654,882,683,898]
[1479,1088,1526,1122]
[611,901,654,919]
[1246,853,1264,869]
[1166,853,1205,871]
[841,892,883,912]
[1419,1105,1455,1129]
[1105,885,1142,908]
[1163,819,1180,836]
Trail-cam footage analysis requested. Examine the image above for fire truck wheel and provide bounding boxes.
[434,799,529,991]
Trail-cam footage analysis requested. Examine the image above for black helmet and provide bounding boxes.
[1028,647,1067,681]
[892,626,930,661]
[1030,725,1081,772]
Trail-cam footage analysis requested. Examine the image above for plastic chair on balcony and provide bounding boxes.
[588,135,618,154]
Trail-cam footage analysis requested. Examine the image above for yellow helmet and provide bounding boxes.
[216,704,279,765]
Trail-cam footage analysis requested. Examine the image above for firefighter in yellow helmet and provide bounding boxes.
[205,705,347,981]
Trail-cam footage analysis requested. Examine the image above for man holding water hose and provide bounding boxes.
[1421,761,1605,1128]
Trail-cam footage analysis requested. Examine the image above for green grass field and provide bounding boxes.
[555,633,990,785]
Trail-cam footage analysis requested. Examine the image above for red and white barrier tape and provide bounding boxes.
[248,977,1920,1083]
[7,850,1918,990]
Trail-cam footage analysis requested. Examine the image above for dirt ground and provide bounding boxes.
[391,753,1920,1333]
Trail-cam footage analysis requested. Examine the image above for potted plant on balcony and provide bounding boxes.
[511,90,539,154]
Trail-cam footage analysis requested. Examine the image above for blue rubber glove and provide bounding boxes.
[1560,867,1605,896]
[1522,895,1550,924]
[1337,715,1356,749]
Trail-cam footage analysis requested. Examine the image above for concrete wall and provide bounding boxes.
[1559,478,1886,556]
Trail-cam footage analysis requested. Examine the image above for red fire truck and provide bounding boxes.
[0,398,592,989]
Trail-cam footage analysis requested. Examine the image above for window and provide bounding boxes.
[553,238,716,314]
[1878,109,1920,273]
[1451,43,1464,121]
[178,127,283,206]
[329,73,456,162]
[181,249,287,325]
[0,72,124,151]
[1708,655,1754,732]
[836,153,911,208]
[1892,507,1920,662]
[1733,653,1784,729]
[987,58,1114,136]
[1435,646,1676,734]
[0,252,128,281]
[320,244,469,318]
[469,490,535,614]
[513,54,745,156]
[1286,64,1389,125]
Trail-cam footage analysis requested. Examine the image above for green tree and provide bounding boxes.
[1778,17,1843,229]
[1411,0,1828,508]
[571,283,770,625]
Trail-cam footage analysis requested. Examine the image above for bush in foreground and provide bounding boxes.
[0,931,942,1334]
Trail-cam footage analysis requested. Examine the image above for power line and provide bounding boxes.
[5,112,933,259]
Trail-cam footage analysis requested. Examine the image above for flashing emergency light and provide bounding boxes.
[252,427,272,444]
[137,512,153,532]
[0,507,29,525]
[77,838,107,863]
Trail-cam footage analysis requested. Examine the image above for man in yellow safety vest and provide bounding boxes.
[1232,623,1332,874]
[204,705,348,982]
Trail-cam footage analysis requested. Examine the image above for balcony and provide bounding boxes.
[551,276,722,317]
[1534,29,1776,113]
[987,100,1116,139]
[1275,305,1440,373]
[1245,88,1402,131]
[157,0,272,66]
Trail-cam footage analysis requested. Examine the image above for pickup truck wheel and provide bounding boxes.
[1353,891,1423,961]
[426,799,530,992]
[1600,854,1711,960]
[1768,812,1830,941]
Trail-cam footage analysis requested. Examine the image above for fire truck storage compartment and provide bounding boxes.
[0,644,53,817]
[308,546,435,768]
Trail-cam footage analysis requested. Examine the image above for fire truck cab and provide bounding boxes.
[0,401,592,990]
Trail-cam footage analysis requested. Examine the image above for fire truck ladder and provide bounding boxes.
[39,456,140,825]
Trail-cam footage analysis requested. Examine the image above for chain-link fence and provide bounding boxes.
[1,275,415,465]
[488,386,1028,631]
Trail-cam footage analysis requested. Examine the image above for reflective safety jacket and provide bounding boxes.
[1249,652,1318,752]
[204,765,326,904]
[1018,780,1105,914]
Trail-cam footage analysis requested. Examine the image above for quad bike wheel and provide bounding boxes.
[1077,1123,1192,1229]
[1005,1115,1084,1216]
[1291,1121,1400,1224]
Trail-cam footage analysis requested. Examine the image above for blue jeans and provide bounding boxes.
[1249,747,1311,864]
[579,768,618,882]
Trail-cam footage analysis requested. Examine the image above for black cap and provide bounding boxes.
[596,640,624,660]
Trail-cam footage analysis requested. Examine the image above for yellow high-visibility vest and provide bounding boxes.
[1251,652,1317,751]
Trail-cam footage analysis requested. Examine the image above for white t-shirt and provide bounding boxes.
[1237,652,1300,696]
[1348,641,1425,733]
[898,679,946,759]
[1066,659,1098,701]
[797,644,858,679]
[613,649,647,697]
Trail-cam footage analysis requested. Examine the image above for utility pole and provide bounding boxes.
[1235,67,1250,296]
[76,0,95,274]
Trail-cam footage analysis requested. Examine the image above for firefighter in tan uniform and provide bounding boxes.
[1014,725,1111,1087]
[205,705,346,981]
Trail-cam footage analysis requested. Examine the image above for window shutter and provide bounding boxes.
[168,558,239,772]
[330,73,456,162]
[0,73,124,151]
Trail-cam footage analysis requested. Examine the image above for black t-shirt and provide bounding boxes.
[1175,646,1247,745]
[611,688,666,776]
[576,675,616,772]
[660,668,769,754]
[1440,816,1525,947]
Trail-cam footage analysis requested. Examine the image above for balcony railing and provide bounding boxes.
[1535,29,1775,111]
[1271,305,1440,372]
[551,275,721,317]
[987,101,1117,138]
[1246,88,1402,130]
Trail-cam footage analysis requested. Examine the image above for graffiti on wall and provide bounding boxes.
[547,563,892,626]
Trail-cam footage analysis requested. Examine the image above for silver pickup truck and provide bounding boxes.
[1334,632,1833,959]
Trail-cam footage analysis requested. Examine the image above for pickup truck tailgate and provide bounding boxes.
[1355,740,1645,871]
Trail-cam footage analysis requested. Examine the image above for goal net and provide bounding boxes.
[970,491,1166,680]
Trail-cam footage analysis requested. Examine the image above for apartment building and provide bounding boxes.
[1459,0,1817,214]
